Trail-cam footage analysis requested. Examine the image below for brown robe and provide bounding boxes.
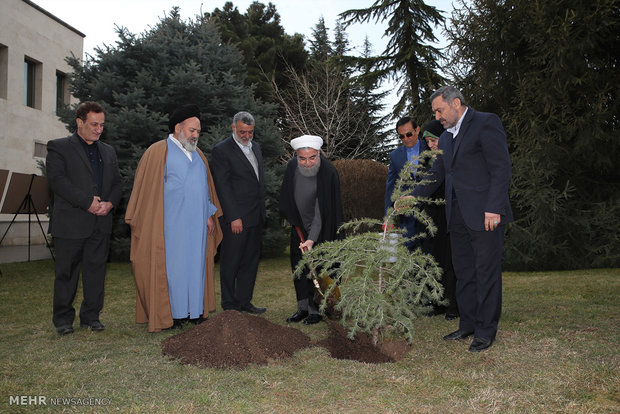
[125,139,223,332]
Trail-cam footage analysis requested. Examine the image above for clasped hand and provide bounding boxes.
[88,196,113,216]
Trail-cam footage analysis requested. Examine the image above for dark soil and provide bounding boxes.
[162,311,411,369]
[161,310,312,369]
[318,321,411,363]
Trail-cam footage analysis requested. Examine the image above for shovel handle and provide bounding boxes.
[295,226,309,252]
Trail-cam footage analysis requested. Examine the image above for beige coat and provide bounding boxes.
[125,139,222,332]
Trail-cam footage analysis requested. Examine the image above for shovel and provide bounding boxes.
[295,226,341,302]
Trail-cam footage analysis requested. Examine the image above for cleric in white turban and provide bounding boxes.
[279,133,343,326]
[290,135,323,151]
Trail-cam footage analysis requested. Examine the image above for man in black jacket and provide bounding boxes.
[279,135,343,325]
[413,86,513,352]
[46,101,122,335]
[210,112,266,314]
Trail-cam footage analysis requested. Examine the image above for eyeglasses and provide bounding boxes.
[398,132,415,140]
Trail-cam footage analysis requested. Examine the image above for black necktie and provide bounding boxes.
[445,132,457,200]
[446,132,454,157]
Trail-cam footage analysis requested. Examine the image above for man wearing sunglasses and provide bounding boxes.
[384,116,429,250]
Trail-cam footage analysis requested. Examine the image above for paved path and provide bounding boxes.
[0,244,53,264]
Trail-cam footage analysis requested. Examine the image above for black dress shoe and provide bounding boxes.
[443,329,474,340]
[240,304,266,314]
[302,314,322,325]
[425,307,446,317]
[166,319,184,330]
[80,320,105,332]
[445,313,459,321]
[286,310,308,323]
[189,317,207,325]
[56,326,74,335]
[469,337,493,352]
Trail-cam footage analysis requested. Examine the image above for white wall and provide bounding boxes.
[0,0,84,247]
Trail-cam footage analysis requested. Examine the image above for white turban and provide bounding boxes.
[290,135,323,151]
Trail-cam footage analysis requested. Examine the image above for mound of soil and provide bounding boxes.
[318,321,411,363]
[162,311,411,368]
[161,310,312,369]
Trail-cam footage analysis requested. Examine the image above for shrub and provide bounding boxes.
[333,159,387,222]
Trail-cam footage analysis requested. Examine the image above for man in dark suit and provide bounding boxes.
[384,116,429,250]
[210,111,266,314]
[413,86,513,352]
[46,101,122,335]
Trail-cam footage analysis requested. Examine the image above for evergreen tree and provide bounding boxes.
[297,152,444,344]
[309,16,332,61]
[350,37,392,162]
[340,0,446,120]
[446,0,620,270]
[63,8,287,260]
[332,21,350,58]
[206,1,308,102]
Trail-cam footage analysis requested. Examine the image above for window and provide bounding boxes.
[34,142,47,158]
[56,71,69,113]
[0,44,7,99]
[24,57,41,109]
[24,59,35,107]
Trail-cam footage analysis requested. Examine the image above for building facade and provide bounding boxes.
[0,0,84,254]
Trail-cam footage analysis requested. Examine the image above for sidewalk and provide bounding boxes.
[0,244,53,264]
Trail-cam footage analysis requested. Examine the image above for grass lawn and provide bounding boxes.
[0,257,618,413]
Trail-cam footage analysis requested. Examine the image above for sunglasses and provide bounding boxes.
[398,132,416,139]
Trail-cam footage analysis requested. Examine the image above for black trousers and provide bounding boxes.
[426,212,458,315]
[219,223,262,310]
[289,228,315,303]
[52,230,110,328]
[423,233,458,314]
[449,199,504,340]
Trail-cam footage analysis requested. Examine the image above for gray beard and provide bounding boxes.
[180,140,197,152]
[297,157,321,177]
[178,130,197,152]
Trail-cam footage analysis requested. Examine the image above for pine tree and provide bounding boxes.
[332,20,349,58]
[340,0,446,120]
[446,0,620,270]
[349,37,391,163]
[297,151,445,345]
[62,7,287,259]
[206,1,308,102]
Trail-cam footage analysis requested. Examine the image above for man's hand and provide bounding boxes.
[95,201,113,216]
[231,218,243,234]
[299,240,314,253]
[485,212,501,231]
[207,216,215,235]
[87,196,102,214]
